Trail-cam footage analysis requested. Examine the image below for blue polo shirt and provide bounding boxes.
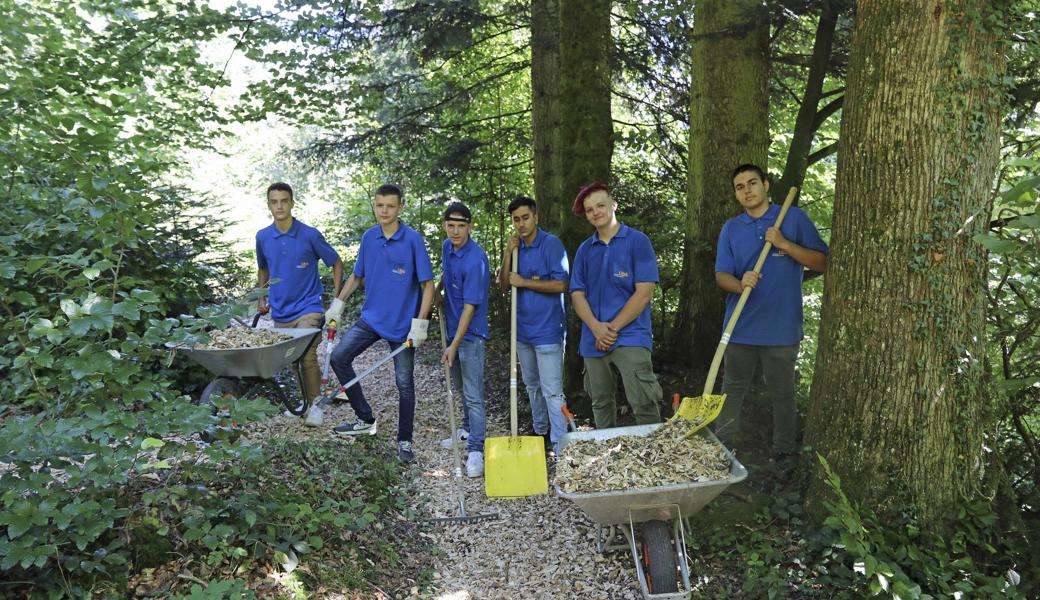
[570,224,659,357]
[256,219,340,323]
[354,221,434,342]
[516,229,569,345]
[715,204,828,346]
[442,237,490,341]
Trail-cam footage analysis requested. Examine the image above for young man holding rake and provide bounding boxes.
[437,201,491,478]
[324,184,434,463]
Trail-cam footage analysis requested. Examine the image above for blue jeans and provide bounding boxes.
[329,319,415,442]
[516,341,567,449]
[449,337,486,453]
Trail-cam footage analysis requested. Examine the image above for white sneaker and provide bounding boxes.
[465,451,484,478]
[440,428,469,449]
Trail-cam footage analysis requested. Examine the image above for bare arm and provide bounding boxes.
[417,280,434,319]
[334,273,363,303]
[571,290,616,348]
[766,227,828,273]
[441,303,477,366]
[257,268,270,312]
[715,272,744,294]
[508,274,568,294]
[331,258,344,297]
[608,282,655,331]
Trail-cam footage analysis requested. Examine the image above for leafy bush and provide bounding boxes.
[687,455,1030,599]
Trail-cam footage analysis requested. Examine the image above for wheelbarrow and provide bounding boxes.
[166,323,321,417]
[555,424,747,599]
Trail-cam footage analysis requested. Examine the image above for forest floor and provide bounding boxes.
[243,331,787,599]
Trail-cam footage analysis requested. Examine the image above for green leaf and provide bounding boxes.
[25,257,48,274]
[140,438,164,449]
[244,510,257,527]
[84,267,101,280]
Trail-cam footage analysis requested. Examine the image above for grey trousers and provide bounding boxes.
[713,342,799,455]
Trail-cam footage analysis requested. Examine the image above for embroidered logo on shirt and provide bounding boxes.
[296,261,310,269]
[613,270,629,279]
[392,265,406,275]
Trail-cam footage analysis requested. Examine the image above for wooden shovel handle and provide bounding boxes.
[702,186,799,396]
[510,247,519,437]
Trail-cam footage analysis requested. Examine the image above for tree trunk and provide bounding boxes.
[770,0,842,204]
[531,0,562,232]
[674,0,769,380]
[556,0,613,398]
[805,1,1008,527]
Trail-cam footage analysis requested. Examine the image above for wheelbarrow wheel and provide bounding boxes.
[200,378,240,411]
[244,375,305,416]
[642,520,678,594]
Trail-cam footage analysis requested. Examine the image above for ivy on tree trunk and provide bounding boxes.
[805,0,1009,528]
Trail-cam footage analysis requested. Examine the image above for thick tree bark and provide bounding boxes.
[805,1,1007,526]
[674,0,769,378]
[531,0,562,232]
[556,0,613,398]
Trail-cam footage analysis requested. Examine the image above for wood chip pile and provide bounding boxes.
[197,327,291,349]
[555,418,731,494]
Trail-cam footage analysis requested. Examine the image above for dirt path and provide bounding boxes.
[314,340,645,600]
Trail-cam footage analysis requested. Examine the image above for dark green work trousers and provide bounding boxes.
[714,342,800,455]
[583,346,662,429]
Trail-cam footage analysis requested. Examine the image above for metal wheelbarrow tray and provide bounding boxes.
[166,328,321,379]
[555,423,747,599]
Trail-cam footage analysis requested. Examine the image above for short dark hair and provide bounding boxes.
[507,195,537,215]
[375,184,403,202]
[443,201,472,222]
[267,182,294,201]
[731,164,767,187]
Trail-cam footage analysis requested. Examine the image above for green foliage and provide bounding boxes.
[690,457,1029,599]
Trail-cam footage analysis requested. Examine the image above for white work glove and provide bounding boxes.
[408,318,429,347]
[324,298,345,327]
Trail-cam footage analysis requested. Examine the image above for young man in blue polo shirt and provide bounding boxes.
[438,202,491,478]
[324,184,434,463]
[498,196,569,454]
[256,182,343,405]
[713,164,828,457]
[570,183,663,429]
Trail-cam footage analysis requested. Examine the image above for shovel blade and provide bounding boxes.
[484,436,547,498]
[672,393,726,434]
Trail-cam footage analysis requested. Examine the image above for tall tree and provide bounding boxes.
[674,0,769,375]
[531,0,562,231]
[555,0,613,395]
[769,0,845,204]
[805,0,1009,526]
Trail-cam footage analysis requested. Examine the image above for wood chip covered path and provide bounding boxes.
[313,339,645,600]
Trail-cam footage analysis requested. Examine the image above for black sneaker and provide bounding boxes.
[397,441,415,462]
[333,420,377,436]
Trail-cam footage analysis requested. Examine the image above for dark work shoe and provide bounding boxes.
[397,441,415,462]
[333,420,377,436]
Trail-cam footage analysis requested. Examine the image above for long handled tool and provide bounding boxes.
[320,320,337,386]
[485,248,548,498]
[304,338,412,427]
[428,314,499,524]
[672,186,800,436]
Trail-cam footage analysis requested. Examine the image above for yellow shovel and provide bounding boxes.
[672,186,799,437]
[484,247,548,497]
